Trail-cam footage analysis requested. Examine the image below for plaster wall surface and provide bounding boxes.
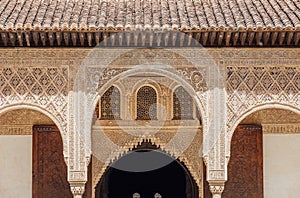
[0,135,32,198]
[264,134,300,198]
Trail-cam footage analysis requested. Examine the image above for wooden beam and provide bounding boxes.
[1,33,8,46]
[25,32,30,46]
[295,32,300,45]
[179,32,185,46]
[278,32,286,45]
[271,32,278,45]
[110,33,115,46]
[87,32,92,46]
[95,32,100,45]
[40,32,46,46]
[17,32,23,46]
[164,32,170,46]
[71,33,77,46]
[256,32,262,46]
[32,32,39,46]
[118,33,123,46]
[103,32,108,46]
[225,31,231,46]
[171,32,177,46]
[149,32,153,47]
[126,32,131,46]
[79,33,85,46]
[156,32,161,47]
[248,32,255,46]
[217,32,224,46]
[263,32,270,45]
[48,32,54,46]
[240,32,247,46]
[187,33,192,46]
[56,32,62,46]
[134,32,138,46]
[286,32,294,45]
[141,32,146,46]
[210,31,216,45]
[233,32,239,46]
[63,32,70,46]
[195,32,201,44]
[9,33,16,46]
[202,32,209,46]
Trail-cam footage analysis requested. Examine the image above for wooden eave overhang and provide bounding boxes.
[0,0,300,47]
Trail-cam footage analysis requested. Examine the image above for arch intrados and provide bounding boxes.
[94,146,199,196]
[0,104,68,158]
[228,103,300,154]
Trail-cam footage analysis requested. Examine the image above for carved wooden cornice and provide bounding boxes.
[1,0,300,47]
[0,31,299,47]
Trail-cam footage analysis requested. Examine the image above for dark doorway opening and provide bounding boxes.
[95,140,198,198]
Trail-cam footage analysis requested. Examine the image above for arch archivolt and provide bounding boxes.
[228,103,300,141]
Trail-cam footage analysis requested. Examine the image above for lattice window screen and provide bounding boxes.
[100,86,121,120]
[173,86,193,120]
[137,86,157,120]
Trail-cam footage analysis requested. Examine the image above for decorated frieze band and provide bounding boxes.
[209,170,225,180]
[69,171,86,181]
[263,124,300,134]
[0,49,300,68]
[33,125,59,132]
[0,125,32,135]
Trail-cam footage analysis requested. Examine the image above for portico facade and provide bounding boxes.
[0,47,299,197]
[1,0,300,197]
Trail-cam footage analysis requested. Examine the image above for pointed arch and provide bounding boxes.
[227,103,300,157]
[0,104,68,158]
[94,139,199,198]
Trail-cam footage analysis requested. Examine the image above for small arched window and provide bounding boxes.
[137,86,157,120]
[173,86,193,120]
[100,86,121,120]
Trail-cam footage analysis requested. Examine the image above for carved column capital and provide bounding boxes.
[70,182,85,198]
[209,181,225,198]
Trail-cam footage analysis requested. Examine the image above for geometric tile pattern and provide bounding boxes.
[227,66,300,133]
[0,67,68,130]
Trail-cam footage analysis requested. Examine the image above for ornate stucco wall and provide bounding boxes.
[0,48,299,197]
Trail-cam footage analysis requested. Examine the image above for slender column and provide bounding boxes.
[209,182,225,198]
[70,182,85,198]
